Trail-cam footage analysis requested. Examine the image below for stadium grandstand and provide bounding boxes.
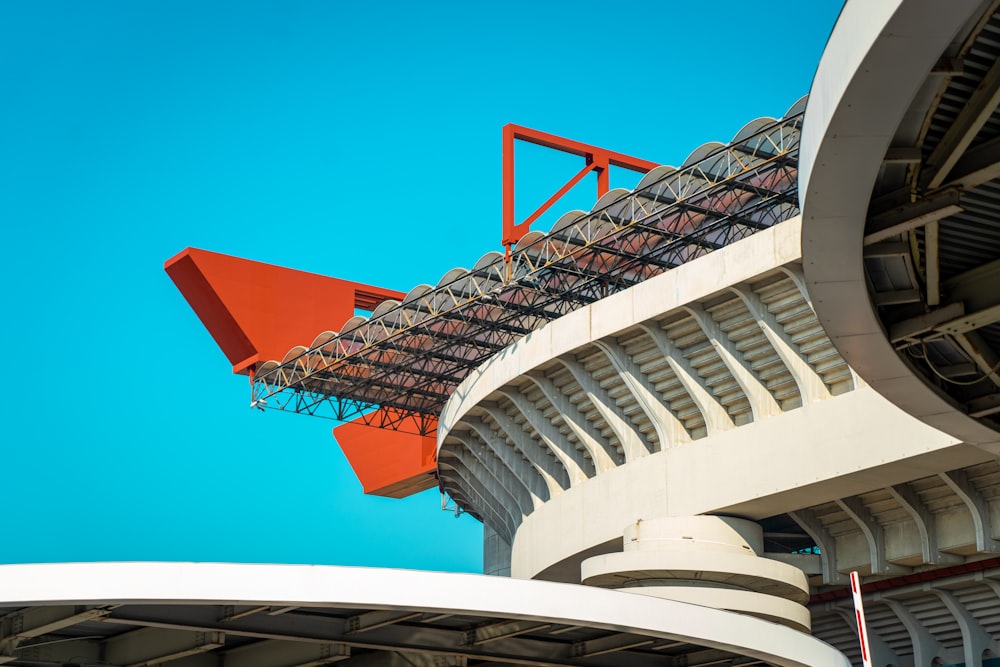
[6,0,1000,665]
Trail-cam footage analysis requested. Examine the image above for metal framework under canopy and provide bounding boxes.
[252,106,806,435]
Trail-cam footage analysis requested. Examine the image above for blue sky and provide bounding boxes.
[0,1,843,572]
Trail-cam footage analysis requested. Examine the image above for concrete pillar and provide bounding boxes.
[483,524,512,577]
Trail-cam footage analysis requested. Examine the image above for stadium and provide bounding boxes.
[6,0,1000,664]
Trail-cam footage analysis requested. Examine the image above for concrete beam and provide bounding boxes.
[591,338,689,450]
[931,588,996,667]
[636,323,734,436]
[881,598,944,667]
[498,388,593,484]
[730,285,831,404]
[828,607,899,667]
[452,432,538,515]
[483,405,571,492]
[553,356,651,462]
[939,470,1000,553]
[465,418,554,503]
[438,456,517,542]
[835,497,908,576]
[886,483,961,565]
[682,303,781,420]
[788,509,845,585]
[524,372,618,472]
[446,447,529,523]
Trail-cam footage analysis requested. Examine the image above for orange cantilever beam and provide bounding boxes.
[165,248,405,374]
[334,415,439,498]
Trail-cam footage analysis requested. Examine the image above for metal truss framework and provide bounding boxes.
[251,112,804,435]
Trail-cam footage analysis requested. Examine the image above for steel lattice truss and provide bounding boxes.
[252,112,804,435]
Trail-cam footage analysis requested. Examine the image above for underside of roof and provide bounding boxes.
[863,3,1000,430]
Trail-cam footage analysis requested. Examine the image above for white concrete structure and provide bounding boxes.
[0,562,848,667]
[11,1,1000,665]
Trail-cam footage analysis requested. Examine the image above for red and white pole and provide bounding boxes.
[850,570,873,667]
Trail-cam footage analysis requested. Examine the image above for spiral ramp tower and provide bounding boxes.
[11,1,1000,666]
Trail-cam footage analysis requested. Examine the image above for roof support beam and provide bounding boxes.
[346,611,422,635]
[103,606,671,667]
[944,133,1000,189]
[571,633,654,658]
[463,620,550,646]
[952,331,1000,388]
[104,628,225,667]
[0,606,115,660]
[224,640,350,667]
[1,606,113,642]
[925,53,1000,189]
[864,187,963,245]
[889,302,966,343]
[968,392,1000,418]
[927,220,940,306]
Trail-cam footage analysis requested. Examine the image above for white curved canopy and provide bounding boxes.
[0,562,848,667]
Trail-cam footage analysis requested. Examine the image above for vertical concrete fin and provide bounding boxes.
[451,432,541,514]
[553,356,651,462]
[482,405,571,492]
[524,372,619,472]
[497,389,593,485]
[682,303,782,420]
[465,418,554,503]
[730,284,831,404]
[592,338,691,449]
[637,323,735,436]
[836,497,908,576]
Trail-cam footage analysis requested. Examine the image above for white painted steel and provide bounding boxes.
[0,562,850,667]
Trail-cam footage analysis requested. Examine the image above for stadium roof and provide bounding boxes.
[251,98,808,435]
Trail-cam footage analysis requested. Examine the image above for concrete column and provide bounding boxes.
[483,524,512,577]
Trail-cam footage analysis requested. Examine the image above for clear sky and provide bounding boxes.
[0,1,844,572]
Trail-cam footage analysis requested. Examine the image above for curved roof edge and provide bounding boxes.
[0,562,847,667]
[798,0,1000,452]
